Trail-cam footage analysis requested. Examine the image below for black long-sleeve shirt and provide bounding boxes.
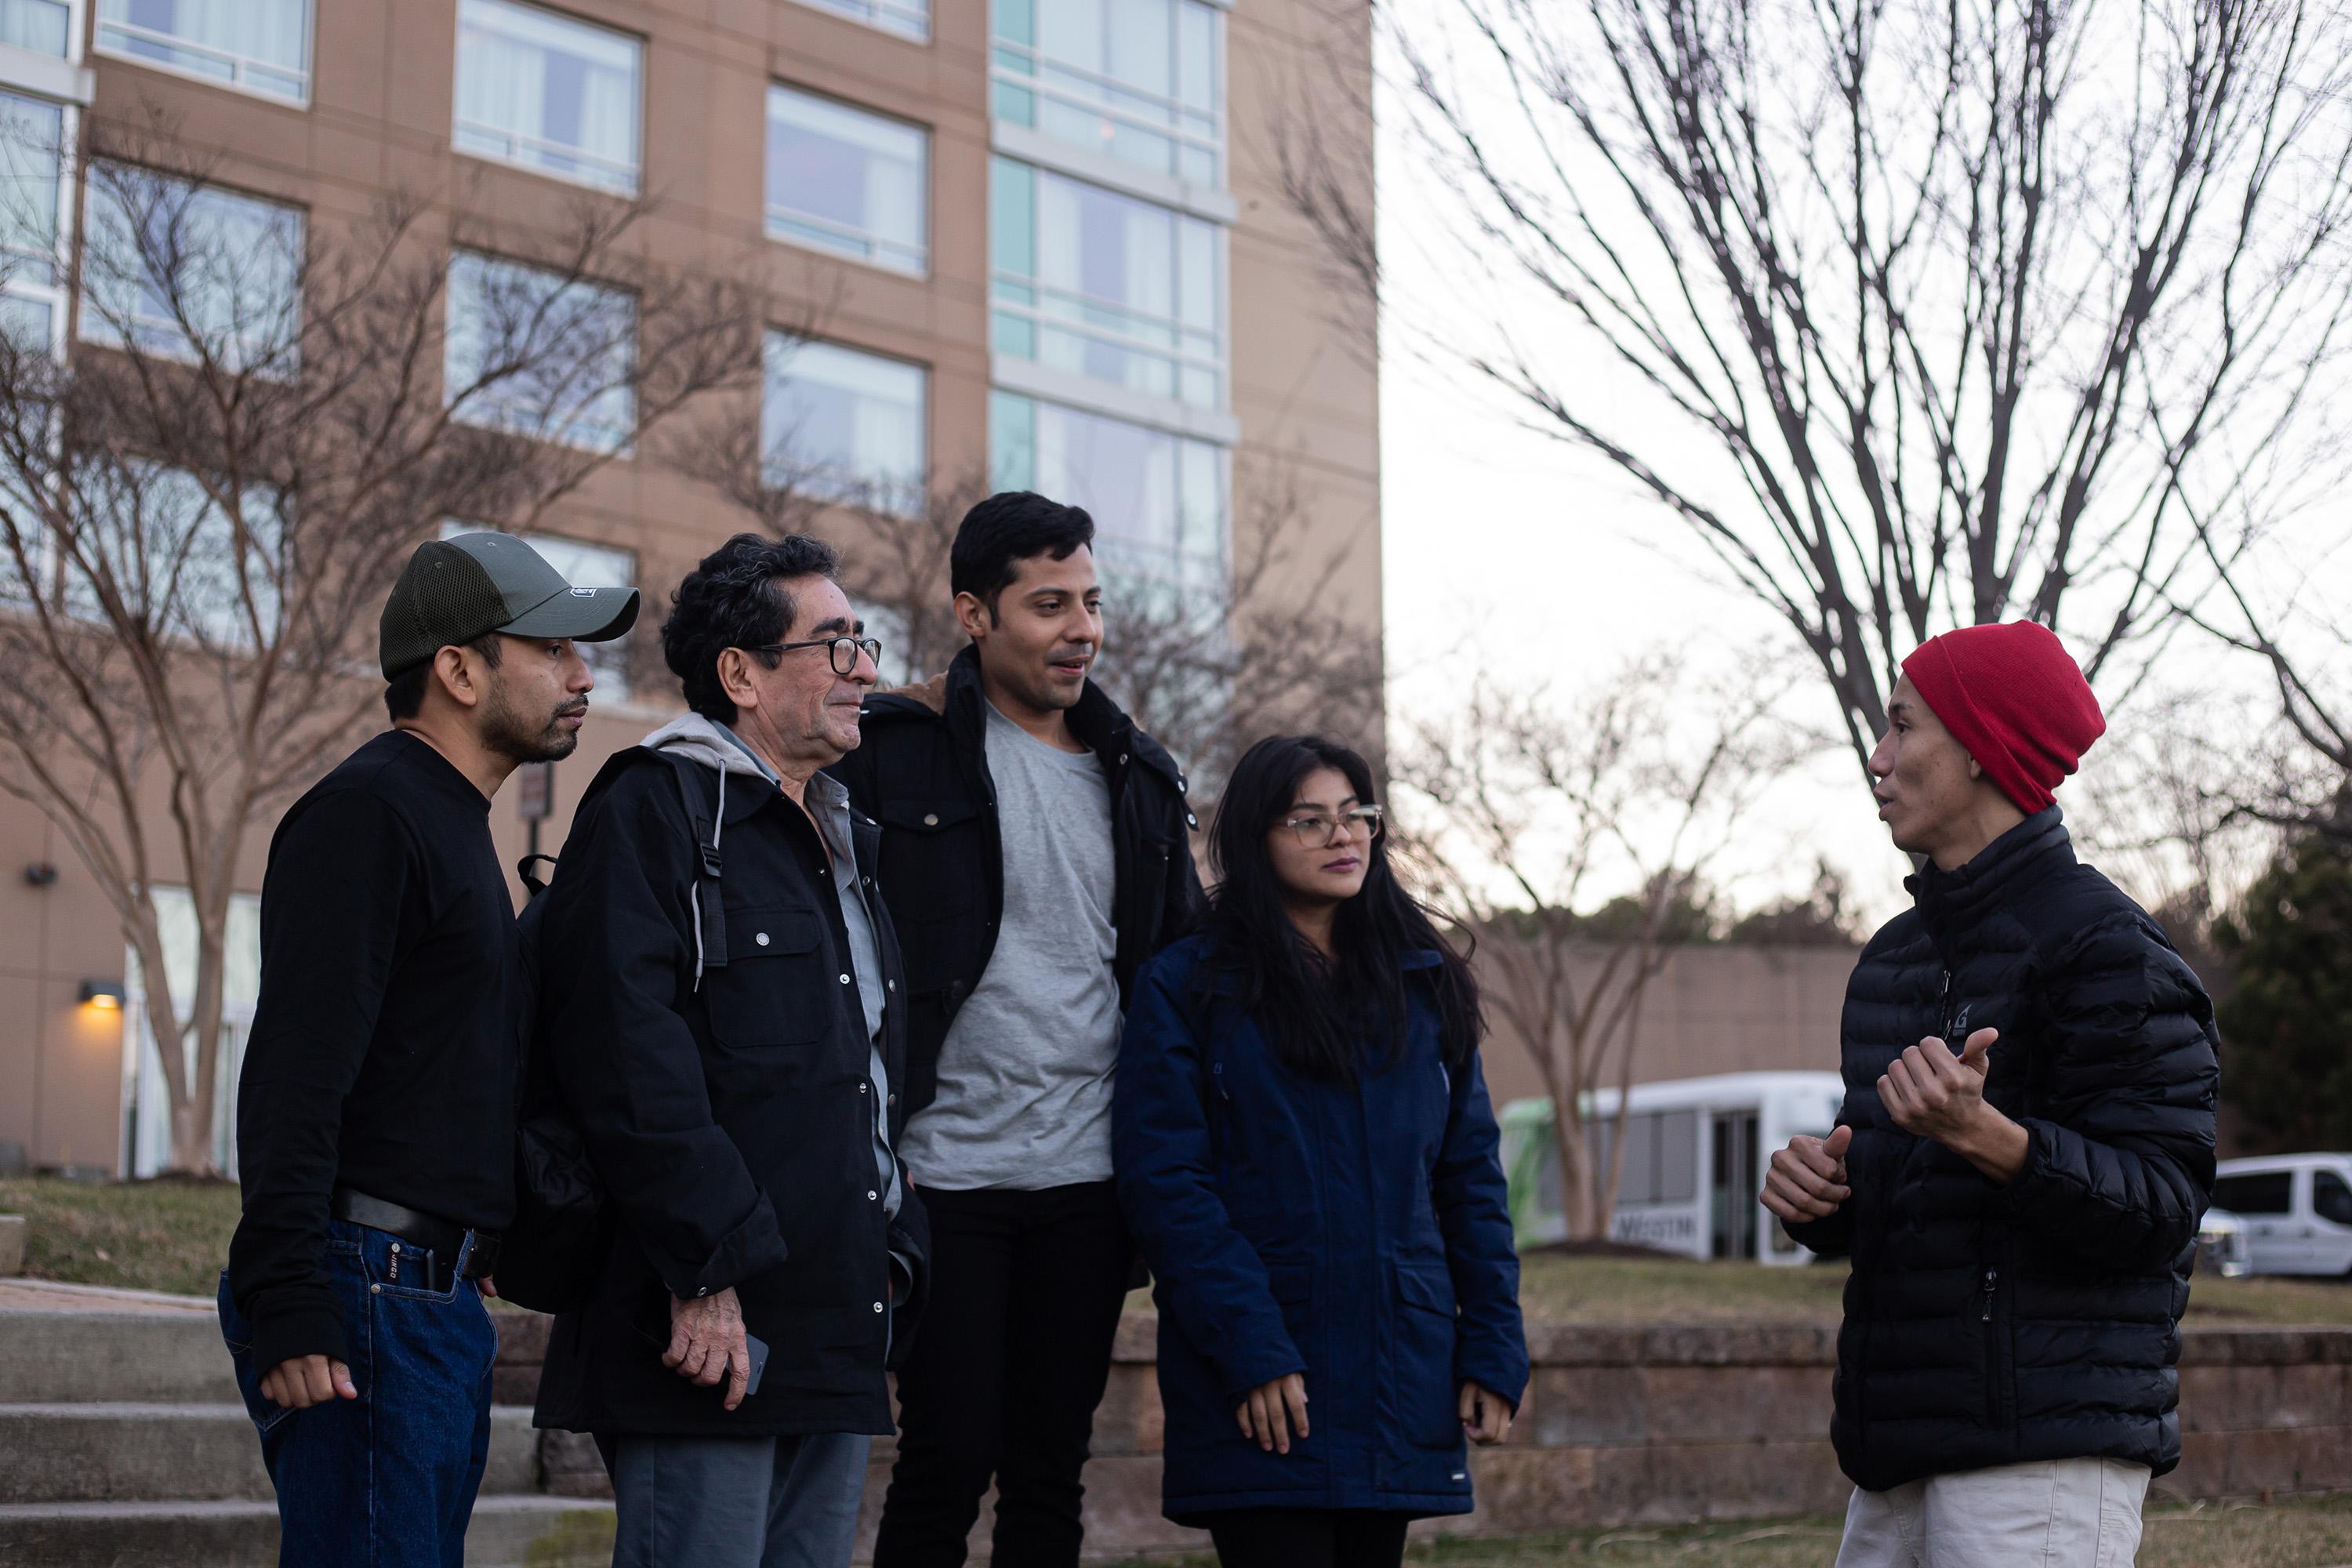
[227,729,520,1370]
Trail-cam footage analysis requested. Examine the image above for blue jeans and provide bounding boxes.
[606,1429,873,1568]
[217,1220,499,1568]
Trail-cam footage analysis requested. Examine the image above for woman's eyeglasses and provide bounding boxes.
[1278,804,1385,848]
[747,636,884,676]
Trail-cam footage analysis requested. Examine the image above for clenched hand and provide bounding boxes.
[259,1354,358,1410]
[1459,1381,1514,1445]
[1762,1125,1853,1225]
[666,1286,752,1411]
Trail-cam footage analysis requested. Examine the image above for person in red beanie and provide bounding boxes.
[1762,621,2219,1568]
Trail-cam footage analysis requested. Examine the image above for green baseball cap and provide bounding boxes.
[379,532,640,680]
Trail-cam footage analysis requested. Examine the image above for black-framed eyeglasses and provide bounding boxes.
[747,636,883,676]
[1279,804,1384,848]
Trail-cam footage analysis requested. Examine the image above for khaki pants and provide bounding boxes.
[1834,1457,2151,1568]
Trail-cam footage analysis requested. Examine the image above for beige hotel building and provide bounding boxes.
[0,0,1380,1178]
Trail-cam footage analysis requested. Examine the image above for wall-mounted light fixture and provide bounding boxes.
[78,979,125,1011]
[22,863,56,887]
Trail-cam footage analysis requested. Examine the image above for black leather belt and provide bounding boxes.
[330,1186,501,1279]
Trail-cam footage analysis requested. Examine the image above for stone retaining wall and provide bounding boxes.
[490,1314,2352,1560]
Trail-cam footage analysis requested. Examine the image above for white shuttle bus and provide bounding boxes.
[1498,1071,1849,1265]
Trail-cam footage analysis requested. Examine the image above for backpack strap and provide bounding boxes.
[516,854,560,899]
[653,750,728,988]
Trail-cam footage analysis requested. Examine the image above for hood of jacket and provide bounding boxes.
[641,711,776,782]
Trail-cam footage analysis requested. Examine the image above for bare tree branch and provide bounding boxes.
[1280,0,2352,777]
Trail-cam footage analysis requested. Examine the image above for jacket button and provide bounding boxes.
[867,1191,878,1202]
[887,1093,897,1105]
[923,812,938,826]
[858,1082,868,1094]
[887,980,896,993]
[755,932,769,946]
[873,1301,884,1313]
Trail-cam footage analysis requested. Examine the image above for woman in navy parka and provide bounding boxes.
[1113,735,1528,1568]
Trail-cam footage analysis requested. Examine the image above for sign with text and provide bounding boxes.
[517,762,556,822]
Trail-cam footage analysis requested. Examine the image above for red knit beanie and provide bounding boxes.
[1898,622,2107,815]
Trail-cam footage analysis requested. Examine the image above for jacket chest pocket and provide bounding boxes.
[705,906,831,1048]
[877,799,986,917]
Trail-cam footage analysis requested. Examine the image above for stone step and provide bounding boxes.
[0,1403,541,1504]
[0,1308,238,1403]
[0,1495,615,1568]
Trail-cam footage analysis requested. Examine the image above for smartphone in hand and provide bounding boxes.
[741,1332,769,1399]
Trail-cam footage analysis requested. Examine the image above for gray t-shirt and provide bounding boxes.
[898,700,1121,1190]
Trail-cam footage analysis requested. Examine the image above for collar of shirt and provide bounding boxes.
[717,723,781,785]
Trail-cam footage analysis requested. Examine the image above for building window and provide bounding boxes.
[990,390,1224,596]
[444,250,635,454]
[766,85,927,277]
[68,462,288,648]
[439,521,636,698]
[993,0,1223,187]
[763,333,927,510]
[0,0,71,58]
[455,0,641,196]
[0,91,66,353]
[789,0,927,45]
[80,165,304,372]
[96,0,312,103]
[992,157,1223,408]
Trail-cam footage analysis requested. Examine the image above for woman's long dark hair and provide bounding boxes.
[1203,735,1483,1080]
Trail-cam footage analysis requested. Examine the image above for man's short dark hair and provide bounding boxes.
[949,491,1095,619]
[662,532,840,724]
[383,633,502,721]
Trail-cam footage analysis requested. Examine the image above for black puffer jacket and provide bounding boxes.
[1788,809,2218,1491]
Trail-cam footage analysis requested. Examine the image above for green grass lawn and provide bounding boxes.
[0,1174,240,1298]
[8,1175,2352,1332]
[1104,1494,2352,1566]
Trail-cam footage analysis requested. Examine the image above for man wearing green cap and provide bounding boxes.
[221,532,637,1568]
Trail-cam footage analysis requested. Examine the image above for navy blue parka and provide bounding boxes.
[1113,933,1529,1523]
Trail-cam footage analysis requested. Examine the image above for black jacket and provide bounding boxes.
[826,646,1206,1116]
[1788,809,2219,1491]
[532,731,928,1439]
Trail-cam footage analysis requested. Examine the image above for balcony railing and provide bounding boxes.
[96,18,309,104]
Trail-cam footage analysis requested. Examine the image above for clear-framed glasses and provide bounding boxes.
[1279,804,1384,848]
[749,636,883,676]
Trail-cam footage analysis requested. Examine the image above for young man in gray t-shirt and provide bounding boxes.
[830,492,1203,1568]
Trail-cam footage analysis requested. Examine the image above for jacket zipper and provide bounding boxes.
[1213,1060,1231,1102]
[1978,1264,2012,1426]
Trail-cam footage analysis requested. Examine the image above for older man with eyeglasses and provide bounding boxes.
[529,532,928,1568]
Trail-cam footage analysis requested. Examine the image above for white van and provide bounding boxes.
[2210,1155,2352,1276]
[1498,1071,1849,1265]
